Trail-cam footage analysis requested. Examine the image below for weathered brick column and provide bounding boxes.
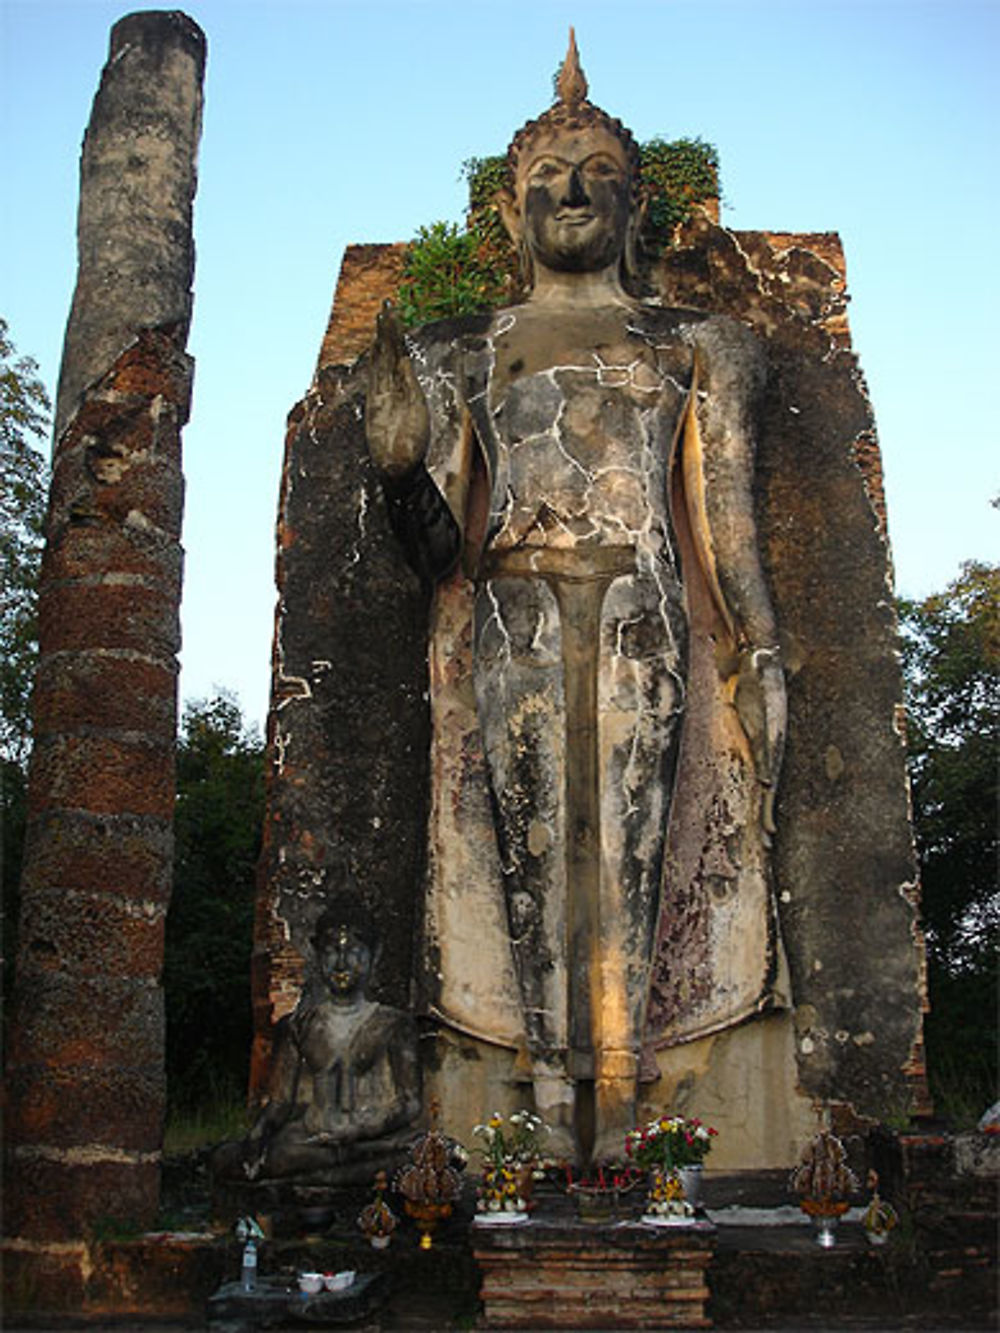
[3,8,205,1294]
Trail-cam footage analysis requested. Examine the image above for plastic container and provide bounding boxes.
[240,1238,258,1293]
[324,1270,356,1291]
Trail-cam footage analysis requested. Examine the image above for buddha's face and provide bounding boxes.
[512,125,632,274]
[317,924,372,1000]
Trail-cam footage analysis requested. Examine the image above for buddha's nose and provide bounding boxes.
[563,167,589,207]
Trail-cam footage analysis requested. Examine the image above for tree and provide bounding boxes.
[1,317,50,764]
[1,318,50,1019]
[165,692,265,1110]
[898,562,999,1118]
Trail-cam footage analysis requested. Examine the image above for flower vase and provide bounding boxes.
[814,1211,839,1248]
[801,1197,850,1248]
[514,1164,536,1209]
[677,1164,703,1209]
[404,1199,452,1249]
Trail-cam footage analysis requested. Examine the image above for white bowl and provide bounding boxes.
[298,1272,324,1294]
[324,1270,356,1291]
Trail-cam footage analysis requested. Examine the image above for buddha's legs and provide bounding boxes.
[475,552,685,1163]
[591,568,686,1158]
[474,573,573,1149]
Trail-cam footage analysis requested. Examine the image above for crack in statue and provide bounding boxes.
[367,32,786,1163]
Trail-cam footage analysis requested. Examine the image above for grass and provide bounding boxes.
[163,1086,250,1154]
[928,1053,997,1130]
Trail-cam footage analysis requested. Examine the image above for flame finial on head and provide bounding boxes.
[506,28,642,198]
[556,27,588,106]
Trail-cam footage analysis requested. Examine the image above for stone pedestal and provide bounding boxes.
[473,1212,715,1329]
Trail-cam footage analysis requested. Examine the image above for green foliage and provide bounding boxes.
[898,561,999,1117]
[88,1215,144,1243]
[163,1088,250,1154]
[928,1041,997,1130]
[899,562,999,968]
[1,317,50,1025]
[165,691,265,1111]
[461,155,509,254]
[638,137,720,255]
[0,316,50,766]
[396,139,720,326]
[397,220,511,329]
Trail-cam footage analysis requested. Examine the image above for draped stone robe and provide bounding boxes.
[405,301,787,1128]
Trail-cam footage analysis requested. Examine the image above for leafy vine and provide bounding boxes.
[397,138,719,327]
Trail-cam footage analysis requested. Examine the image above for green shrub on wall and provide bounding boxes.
[396,221,510,328]
[397,138,719,327]
[639,136,719,255]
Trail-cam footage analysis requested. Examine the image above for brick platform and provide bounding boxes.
[473,1210,715,1329]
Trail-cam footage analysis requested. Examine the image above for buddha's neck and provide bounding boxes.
[528,264,631,310]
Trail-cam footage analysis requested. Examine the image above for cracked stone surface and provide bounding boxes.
[253,215,925,1169]
[5,8,204,1267]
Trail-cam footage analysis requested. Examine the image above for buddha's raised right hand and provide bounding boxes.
[366,301,430,479]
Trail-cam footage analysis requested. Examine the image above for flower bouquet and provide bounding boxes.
[626,1113,717,1217]
[472,1110,549,1221]
[642,1167,695,1224]
[625,1114,717,1171]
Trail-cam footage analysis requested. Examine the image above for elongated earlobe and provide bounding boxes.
[496,187,522,247]
[497,186,534,291]
[623,190,647,285]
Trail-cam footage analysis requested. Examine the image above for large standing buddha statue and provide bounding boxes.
[366,33,787,1162]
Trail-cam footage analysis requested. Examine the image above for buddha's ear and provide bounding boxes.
[634,182,650,232]
[623,187,648,284]
[497,186,522,247]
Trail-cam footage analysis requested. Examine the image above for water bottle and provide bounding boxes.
[241,1237,258,1293]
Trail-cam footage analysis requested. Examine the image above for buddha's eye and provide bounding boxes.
[585,157,623,180]
[529,159,562,183]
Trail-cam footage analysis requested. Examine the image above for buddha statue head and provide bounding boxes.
[498,30,644,288]
[311,899,377,1002]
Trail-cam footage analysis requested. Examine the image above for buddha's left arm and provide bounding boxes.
[686,316,787,830]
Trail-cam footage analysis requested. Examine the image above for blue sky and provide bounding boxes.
[2,0,997,729]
